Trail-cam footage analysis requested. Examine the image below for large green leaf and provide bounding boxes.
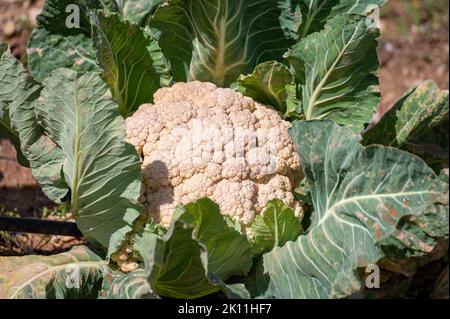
[115,0,164,25]
[149,0,295,86]
[363,81,449,147]
[0,104,24,165]
[132,198,253,298]
[251,199,303,254]
[91,11,172,117]
[34,68,142,247]
[247,120,448,298]
[286,14,380,132]
[0,45,30,167]
[296,0,386,39]
[237,61,296,114]
[27,0,103,82]
[0,246,104,298]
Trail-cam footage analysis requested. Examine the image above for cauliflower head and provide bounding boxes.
[125,81,303,228]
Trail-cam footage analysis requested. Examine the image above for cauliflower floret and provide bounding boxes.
[125,81,303,228]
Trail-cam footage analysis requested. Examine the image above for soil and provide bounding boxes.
[377,0,449,115]
[1,0,448,217]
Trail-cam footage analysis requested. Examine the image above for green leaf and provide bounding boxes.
[177,198,254,279]
[247,120,448,298]
[297,0,386,39]
[115,0,164,25]
[0,45,30,167]
[222,283,251,299]
[252,199,303,254]
[91,11,171,117]
[34,68,142,248]
[27,0,103,82]
[100,268,157,299]
[363,81,449,176]
[363,81,449,147]
[286,14,380,132]
[0,246,104,299]
[99,267,250,299]
[27,0,167,83]
[133,198,253,298]
[379,207,449,259]
[149,0,295,86]
[284,83,302,117]
[430,265,449,299]
[237,61,295,114]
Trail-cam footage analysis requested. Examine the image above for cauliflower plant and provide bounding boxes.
[125,82,303,229]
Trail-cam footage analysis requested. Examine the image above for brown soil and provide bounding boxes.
[0,214,87,256]
[1,0,53,218]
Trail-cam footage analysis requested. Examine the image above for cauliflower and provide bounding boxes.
[125,81,303,229]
